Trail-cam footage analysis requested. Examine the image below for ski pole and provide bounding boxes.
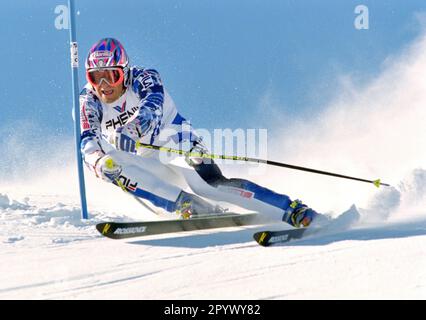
[103,157,159,215]
[136,142,390,188]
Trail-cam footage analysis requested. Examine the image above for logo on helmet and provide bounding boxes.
[91,50,113,59]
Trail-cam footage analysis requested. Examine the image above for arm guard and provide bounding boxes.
[131,68,164,138]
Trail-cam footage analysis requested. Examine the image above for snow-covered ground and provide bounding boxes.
[1,172,426,300]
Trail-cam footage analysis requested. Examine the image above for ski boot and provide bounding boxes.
[175,191,224,219]
[282,200,318,228]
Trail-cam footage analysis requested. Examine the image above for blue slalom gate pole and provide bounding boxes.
[68,0,88,219]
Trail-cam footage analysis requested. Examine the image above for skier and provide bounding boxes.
[80,37,321,228]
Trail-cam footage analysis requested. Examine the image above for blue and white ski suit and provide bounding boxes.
[80,66,296,220]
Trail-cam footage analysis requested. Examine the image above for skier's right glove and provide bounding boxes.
[94,154,122,182]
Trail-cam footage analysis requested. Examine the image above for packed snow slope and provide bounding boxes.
[3,32,426,300]
[0,190,426,300]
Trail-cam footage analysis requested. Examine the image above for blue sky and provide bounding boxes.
[1,0,426,138]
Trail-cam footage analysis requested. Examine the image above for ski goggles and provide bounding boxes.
[86,67,124,87]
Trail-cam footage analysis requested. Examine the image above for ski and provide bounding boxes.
[254,205,362,246]
[253,227,318,246]
[97,212,260,239]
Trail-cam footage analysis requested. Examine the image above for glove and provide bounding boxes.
[113,108,157,153]
[94,154,122,182]
[113,122,141,153]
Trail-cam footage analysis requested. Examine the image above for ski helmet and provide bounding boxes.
[85,38,130,87]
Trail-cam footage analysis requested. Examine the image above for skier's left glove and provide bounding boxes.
[113,122,141,153]
[186,138,209,166]
[94,154,122,182]
[112,108,158,153]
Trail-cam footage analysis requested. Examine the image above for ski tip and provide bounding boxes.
[253,231,271,247]
[96,223,112,236]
